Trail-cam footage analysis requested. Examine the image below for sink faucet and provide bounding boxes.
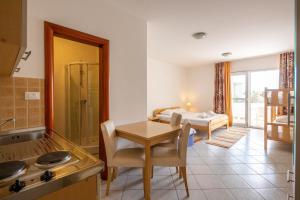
[0,118,15,127]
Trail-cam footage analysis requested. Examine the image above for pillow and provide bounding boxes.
[207,111,217,117]
[160,108,186,115]
[173,108,187,114]
[160,109,174,115]
[198,112,208,118]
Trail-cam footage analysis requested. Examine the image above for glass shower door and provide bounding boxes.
[82,64,99,146]
[65,63,99,148]
[66,64,81,144]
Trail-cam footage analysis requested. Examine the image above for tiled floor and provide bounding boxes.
[101,128,293,200]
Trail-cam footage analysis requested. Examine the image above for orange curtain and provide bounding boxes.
[213,62,233,126]
[224,62,233,126]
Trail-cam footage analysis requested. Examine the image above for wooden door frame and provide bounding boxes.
[44,21,109,179]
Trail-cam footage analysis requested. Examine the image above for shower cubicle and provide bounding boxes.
[65,62,99,154]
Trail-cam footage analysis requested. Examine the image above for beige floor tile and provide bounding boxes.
[220,175,250,188]
[262,174,292,188]
[256,188,287,200]
[187,149,201,157]
[195,150,216,157]
[247,164,275,174]
[177,189,207,200]
[195,175,226,189]
[152,166,172,176]
[187,157,205,165]
[265,163,291,173]
[170,166,192,175]
[202,157,226,165]
[208,165,236,175]
[151,189,178,200]
[251,156,275,164]
[189,165,213,175]
[223,156,242,164]
[173,175,200,190]
[234,156,261,164]
[125,175,144,190]
[229,164,257,175]
[227,149,245,156]
[230,188,264,200]
[100,190,123,200]
[101,175,127,191]
[203,189,235,200]
[122,190,144,200]
[240,175,274,188]
[152,175,175,189]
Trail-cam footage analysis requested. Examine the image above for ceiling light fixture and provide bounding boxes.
[222,52,232,57]
[192,32,208,39]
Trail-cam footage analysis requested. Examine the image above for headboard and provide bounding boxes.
[152,106,181,117]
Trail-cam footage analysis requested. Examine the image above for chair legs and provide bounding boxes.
[106,167,113,196]
[112,167,118,181]
[151,166,154,178]
[143,167,147,198]
[179,167,182,179]
[180,167,189,197]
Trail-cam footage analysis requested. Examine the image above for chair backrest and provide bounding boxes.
[100,120,118,166]
[178,120,191,166]
[170,112,182,126]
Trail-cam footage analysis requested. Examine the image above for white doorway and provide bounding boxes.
[231,69,279,128]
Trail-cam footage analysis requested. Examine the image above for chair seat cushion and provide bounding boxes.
[112,147,145,167]
[151,146,180,166]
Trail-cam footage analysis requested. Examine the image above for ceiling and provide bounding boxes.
[110,0,294,67]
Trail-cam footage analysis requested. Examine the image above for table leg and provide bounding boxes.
[144,142,151,200]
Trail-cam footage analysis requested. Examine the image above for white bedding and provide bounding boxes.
[275,115,294,123]
[157,111,228,126]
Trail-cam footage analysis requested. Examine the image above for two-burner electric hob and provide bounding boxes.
[0,127,103,200]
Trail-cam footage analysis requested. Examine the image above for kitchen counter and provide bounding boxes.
[0,127,104,200]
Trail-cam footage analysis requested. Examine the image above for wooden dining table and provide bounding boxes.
[115,121,181,200]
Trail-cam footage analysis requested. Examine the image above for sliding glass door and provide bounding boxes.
[231,73,247,126]
[249,70,279,128]
[231,69,279,128]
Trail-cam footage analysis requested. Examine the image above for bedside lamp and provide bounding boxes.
[186,102,192,111]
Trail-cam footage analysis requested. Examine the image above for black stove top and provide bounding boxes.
[0,161,26,180]
[36,151,71,166]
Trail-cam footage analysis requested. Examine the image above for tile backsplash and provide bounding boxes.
[0,77,45,132]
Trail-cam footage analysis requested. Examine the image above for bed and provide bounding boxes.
[152,107,229,140]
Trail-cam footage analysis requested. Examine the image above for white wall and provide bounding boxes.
[147,58,186,116]
[231,54,280,72]
[15,0,147,125]
[186,64,215,112]
[186,54,280,112]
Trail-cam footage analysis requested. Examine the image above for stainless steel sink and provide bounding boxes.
[0,127,45,145]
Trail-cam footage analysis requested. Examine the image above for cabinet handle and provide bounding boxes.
[15,68,21,72]
[21,51,31,61]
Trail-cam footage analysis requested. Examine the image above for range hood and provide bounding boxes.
[0,0,28,77]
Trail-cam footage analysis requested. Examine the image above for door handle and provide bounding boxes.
[287,194,294,200]
[287,170,294,182]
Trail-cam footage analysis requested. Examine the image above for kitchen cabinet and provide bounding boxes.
[0,0,27,76]
[39,175,100,200]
